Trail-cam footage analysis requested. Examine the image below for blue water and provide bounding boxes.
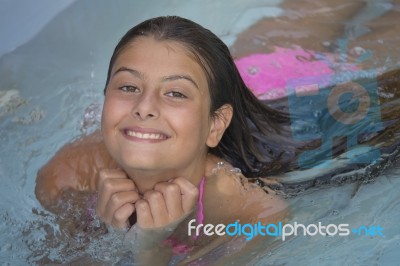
[0,0,399,265]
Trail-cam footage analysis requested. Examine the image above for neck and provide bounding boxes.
[125,158,207,194]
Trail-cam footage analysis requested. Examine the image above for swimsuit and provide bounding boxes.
[196,176,205,227]
[164,176,205,255]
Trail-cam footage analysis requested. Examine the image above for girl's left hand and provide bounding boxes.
[135,177,199,228]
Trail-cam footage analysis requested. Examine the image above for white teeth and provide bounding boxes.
[126,130,165,140]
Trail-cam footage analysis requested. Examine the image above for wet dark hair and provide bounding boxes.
[104,16,296,177]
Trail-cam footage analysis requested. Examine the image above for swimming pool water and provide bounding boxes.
[1,0,399,265]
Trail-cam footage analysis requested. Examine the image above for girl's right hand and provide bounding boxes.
[96,169,140,229]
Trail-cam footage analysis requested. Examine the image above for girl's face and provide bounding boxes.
[102,37,221,181]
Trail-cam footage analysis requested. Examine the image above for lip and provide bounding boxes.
[121,126,170,143]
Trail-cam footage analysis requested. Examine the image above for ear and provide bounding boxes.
[206,104,233,148]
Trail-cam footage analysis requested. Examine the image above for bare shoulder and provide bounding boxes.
[203,154,288,225]
[35,130,117,209]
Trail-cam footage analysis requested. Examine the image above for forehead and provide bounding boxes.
[112,37,207,82]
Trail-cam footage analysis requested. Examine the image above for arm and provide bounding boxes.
[35,130,118,210]
[180,163,289,265]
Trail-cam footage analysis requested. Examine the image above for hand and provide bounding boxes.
[135,177,199,229]
[96,169,140,229]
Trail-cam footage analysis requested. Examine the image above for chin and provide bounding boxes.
[119,158,162,172]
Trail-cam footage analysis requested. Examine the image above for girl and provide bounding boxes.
[36,16,294,264]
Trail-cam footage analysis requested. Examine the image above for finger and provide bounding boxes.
[154,182,183,221]
[96,169,137,223]
[111,203,135,229]
[103,190,140,224]
[96,178,136,222]
[172,177,199,213]
[97,169,136,206]
[135,199,154,228]
[97,169,133,191]
[143,190,170,227]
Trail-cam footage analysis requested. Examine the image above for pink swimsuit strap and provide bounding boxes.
[196,176,206,226]
[164,176,205,254]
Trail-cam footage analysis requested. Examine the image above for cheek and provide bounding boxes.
[103,95,129,118]
[101,98,113,128]
[101,96,124,132]
[180,105,211,141]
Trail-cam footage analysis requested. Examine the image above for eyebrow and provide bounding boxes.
[162,75,199,89]
[112,66,199,89]
[113,66,144,80]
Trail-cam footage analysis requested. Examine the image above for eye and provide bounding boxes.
[119,85,139,93]
[165,91,187,98]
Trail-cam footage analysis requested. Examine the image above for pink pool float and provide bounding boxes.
[235,46,359,100]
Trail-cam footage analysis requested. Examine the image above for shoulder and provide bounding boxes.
[203,154,288,224]
[36,130,118,209]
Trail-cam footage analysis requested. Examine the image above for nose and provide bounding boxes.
[131,91,159,120]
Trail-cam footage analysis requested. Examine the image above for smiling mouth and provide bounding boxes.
[125,129,169,140]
